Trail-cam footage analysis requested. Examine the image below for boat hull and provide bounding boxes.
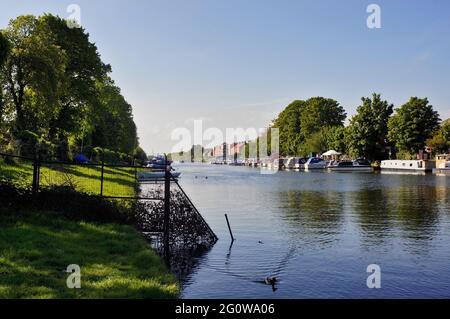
[329,166,373,172]
[380,160,435,173]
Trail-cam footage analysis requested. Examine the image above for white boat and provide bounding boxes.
[304,157,327,170]
[229,159,245,166]
[328,159,373,172]
[138,171,181,181]
[380,160,435,172]
[294,158,307,169]
[284,157,307,170]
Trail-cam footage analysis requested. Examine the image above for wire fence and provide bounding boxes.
[1,151,218,261]
[0,152,153,199]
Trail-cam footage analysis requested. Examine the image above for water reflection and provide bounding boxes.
[278,190,344,248]
[176,164,450,298]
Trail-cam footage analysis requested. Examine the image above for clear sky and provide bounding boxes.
[1,0,449,153]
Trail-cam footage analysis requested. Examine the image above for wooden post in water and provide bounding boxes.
[163,154,171,263]
[225,214,235,242]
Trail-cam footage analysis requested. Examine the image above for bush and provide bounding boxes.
[0,181,135,224]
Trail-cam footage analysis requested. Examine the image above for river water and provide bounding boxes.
[174,163,450,298]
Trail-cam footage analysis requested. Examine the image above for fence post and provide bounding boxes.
[163,155,171,263]
[100,151,105,197]
[32,151,39,194]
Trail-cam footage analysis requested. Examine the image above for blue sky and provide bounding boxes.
[1,0,449,153]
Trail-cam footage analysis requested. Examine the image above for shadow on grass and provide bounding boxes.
[0,212,179,299]
[40,165,137,196]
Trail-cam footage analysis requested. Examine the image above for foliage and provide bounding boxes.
[299,97,347,139]
[0,31,9,126]
[346,94,393,160]
[272,100,305,156]
[387,97,440,155]
[0,181,132,223]
[0,14,143,162]
[1,15,67,135]
[426,118,450,154]
[273,97,346,156]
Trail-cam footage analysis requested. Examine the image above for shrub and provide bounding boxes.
[0,181,135,224]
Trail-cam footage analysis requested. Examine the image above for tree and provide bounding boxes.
[323,126,347,154]
[302,130,328,155]
[90,78,138,154]
[346,93,393,160]
[272,100,305,156]
[427,119,450,154]
[0,32,10,127]
[133,146,148,163]
[1,15,67,137]
[0,14,146,160]
[388,97,440,156]
[299,97,347,139]
[42,15,110,152]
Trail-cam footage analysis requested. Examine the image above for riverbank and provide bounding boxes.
[0,160,180,299]
[0,211,179,298]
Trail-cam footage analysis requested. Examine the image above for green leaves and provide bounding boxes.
[346,93,393,160]
[273,97,346,156]
[2,15,67,134]
[0,14,142,161]
[387,97,440,155]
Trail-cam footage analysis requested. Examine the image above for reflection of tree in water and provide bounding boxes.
[351,185,444,251]
[349,189,392,247]
[389,186,441,242]
[278,190,345,248]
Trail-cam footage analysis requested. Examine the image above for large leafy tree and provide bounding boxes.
[42,15,110,149]
[90,78,138,154]
[272,97,346,156]
[272,100,305,156]
[346,93,393,160]
[0,32,10,124]
[299,97,346,138]
[1,15,67,136]
[388,97,440,156]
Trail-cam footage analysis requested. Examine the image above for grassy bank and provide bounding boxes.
[0,212,179,298]
[0,160,137,197]
[0,159,180,299]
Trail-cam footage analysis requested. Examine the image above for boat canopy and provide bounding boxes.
[323,150,341,156]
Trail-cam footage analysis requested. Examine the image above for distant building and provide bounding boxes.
[213,143,227,161]
[229,142,246,160]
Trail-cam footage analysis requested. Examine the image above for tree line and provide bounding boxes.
[0,14,147,163]
[271,94,449,160]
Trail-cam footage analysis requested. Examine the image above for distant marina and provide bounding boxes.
[179,142,450,176]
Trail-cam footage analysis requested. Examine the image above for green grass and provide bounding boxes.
[0,212,179,299]
[0,160,139,198]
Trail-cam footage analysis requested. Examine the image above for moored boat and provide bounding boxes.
[328,159,373,172]
[380,159,435,172]
[284,157,307,170]
[304,157,327,170]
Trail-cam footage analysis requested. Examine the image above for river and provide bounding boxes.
[173,163,450,298]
